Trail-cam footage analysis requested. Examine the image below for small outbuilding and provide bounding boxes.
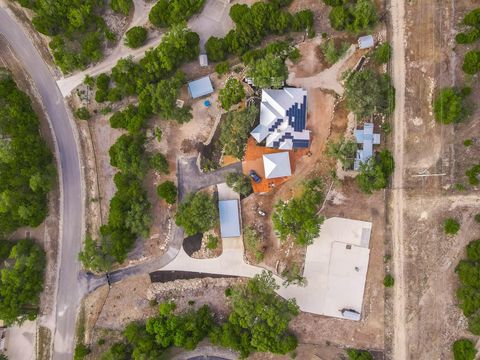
[358,35,374,49]
[199,54,208,67]
[218,200,241,238]
[188,76,214,99]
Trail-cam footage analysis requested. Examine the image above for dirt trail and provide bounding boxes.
[390,0,407,358]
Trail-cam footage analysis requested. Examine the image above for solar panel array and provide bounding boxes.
[286,95,307,132]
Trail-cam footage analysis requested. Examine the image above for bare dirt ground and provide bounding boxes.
[389,0,480,358]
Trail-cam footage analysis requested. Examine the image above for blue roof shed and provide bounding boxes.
[188,76,214,99]
[219,200,241,238]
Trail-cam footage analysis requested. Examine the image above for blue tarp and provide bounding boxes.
[188,76,214,99]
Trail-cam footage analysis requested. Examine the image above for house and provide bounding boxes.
[218,200,241,238]
[188,76,214,99]
[199,54,208,67]
[358,35,374,50]
[263,152,291,179]
[250,88,309,150]
[353,123,380,170]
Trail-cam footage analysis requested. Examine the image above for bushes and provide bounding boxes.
[175,192,218,236]
[109,105,146,133]
[149,153,169,174]
[326,137,357,169]
[466,164,480,185]
[346,349,373,360]
[215,61,230,76]
[272,178,325,245]
[111,0,133,15]
[243,226,264,262]
[320,39,350,65]
[372,42,392,64]
[73,344,91,360]
[462,50,480,75]
[444,218,460,235]
[220,106,259,159]
[75,107,91,120]
[157,181,177,204]
[125,26,148,48]
[383,274,394,287]
[356,150,394,193]
[456,28,480,44]
[325,0,377,33]
[433,87,470,124]
[206,234,219,250]
[149,0,205,28]
[452,339,477,360]
[109,134,148,177]
[0,73,56,235]
[219,78,245,110]
[226,172,252,196]
[344,69,395,119]
[246,53,288,88]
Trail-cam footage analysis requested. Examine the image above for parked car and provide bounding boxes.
[249,170,261,183]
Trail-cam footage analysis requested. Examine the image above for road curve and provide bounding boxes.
[0,6,84,360]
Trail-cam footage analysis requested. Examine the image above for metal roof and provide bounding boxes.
[358,35,374,49]
[263,152,291,179]
[218,200,241,238]
[354,123,381,170]
[188,76,214,99]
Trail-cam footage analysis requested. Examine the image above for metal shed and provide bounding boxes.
[358,35,374,49]
[188,76,214,99]
[218,200,241,238]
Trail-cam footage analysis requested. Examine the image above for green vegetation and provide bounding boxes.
[149,0,206,28]
[78,234,113,273]
[206,234,219,250]
[383,274,394,287]
[73,343,91,360]
[226,172,252,196]
[463,50,480,75]
[125,26,148,48]
[210,271,299,357]
[74,107,91,120]
[282,263,306,287]
[219,78,245,110]
[0,72,56,235]
[243,226,264,262]
[320,39,350,65]
[246,53,288,88]
[156,181,177,205]
[475,213,480,224]
[324,0,378,33]
[175,192,218,236]
[346,348,373,360]
[215,61,230,76]
[205,3,313,61]
[344,69,395,119]
[372,42,392,64]
[466,164,480,185]
[456,9,480,44]
[220,106,259,159]
[0,239,46,325]
[456,239,480,335]
[464,139,473,147]
[149,153,169,174]
[109,134,148,177]
[109,105,146,133]
[452,339,477,360]
[111,0,133,15]
[433,87,470,124]
[444,218,460,235]
[272,178,325,245]
[356,150,394,193]
[15,0,114,73]
[326,137,357,169]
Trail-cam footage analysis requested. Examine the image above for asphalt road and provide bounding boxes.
[0,6,83,360]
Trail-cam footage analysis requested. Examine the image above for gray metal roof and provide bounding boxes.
[188,76,214,99]
[358,35,374,49]
[218,200,241,238]
[263,152,291,179]
[354,123,380,170]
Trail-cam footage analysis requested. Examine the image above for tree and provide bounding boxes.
[78,235,113,273]
[215,61,230,76]
[344,69,395,119]
[226,172,252,196]
[109,134,148,178]
[149,0,206,28]
[205,37,227,62]
[175,192,218,236]
[246,53,288,88]
[433,87,469,124]
[452,339,477,360]
[346,349,373,360]
[326,137,357,169]
[124,26,148,48]
[372,42,392,64]
[75,107,91,120]
[0,239,46,325]
[272,178,325,245]
[210,271,299,357]
[74,343,91,360]
[320,39,350,65]
[111,0,133,15]
[356,150,394,193]
[444,218,460,235]
[463,50,480,74]
[219,78,245,110]
[325,0,377,33]
[101,342,132,360]
[157,181,177,204]
[109,105,146,133]
[149,153,169,174]
[220,106,259,159]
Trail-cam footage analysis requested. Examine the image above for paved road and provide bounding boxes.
[0,6,84,360]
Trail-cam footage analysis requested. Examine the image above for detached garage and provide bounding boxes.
[218,200,241,238]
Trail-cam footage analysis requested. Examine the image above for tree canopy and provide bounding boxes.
[246,53,288,88]
[226,172,252,196]
[452,339,477,360]
[0,239,46,325]
[326,137,357,169]
[346,349,373,360]
[220,106,259,159]
[344,69,395,119]
[111,0,133,16]
[175,192,218,236]
[356,150,394,193]
[149,0,206,28]
[272,178,325,245]
[219,78,245,110]
[0,72,56,235]
[325,0,377,33]
[124,26,148,48]
[157,181,177,205]
[433,87,470,124]
[462,50,480,75]
[372,42,392,64]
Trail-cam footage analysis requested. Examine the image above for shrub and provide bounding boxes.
[452,338,477,360]
[149,0,205,28]
[215,61,230,76]
[219,78,245,110]
[464,139,473,147]
[226,172,252,196]
[111,0,133,15]
[475,214,480,224]
[466,164,480,185]
[326,0,377,33]
[346,349,373,360]
[383,274,394,287]
[356,150,395,193]
[462,50,480,74]
[175,192,218,236]
[320,39,350,65]
[246,53,288,88]
[206,234,219,250]
[75,107,91,120]
[243,226,264,262]
[372,42,392,64]
[433,87,469,124]
[455,28,480,44]
[444,218,460,235]
[156,181,177,205]
[149,153,169,174]
[326,137,357,169]
[74,344,91,360]
[125,26,148,48]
